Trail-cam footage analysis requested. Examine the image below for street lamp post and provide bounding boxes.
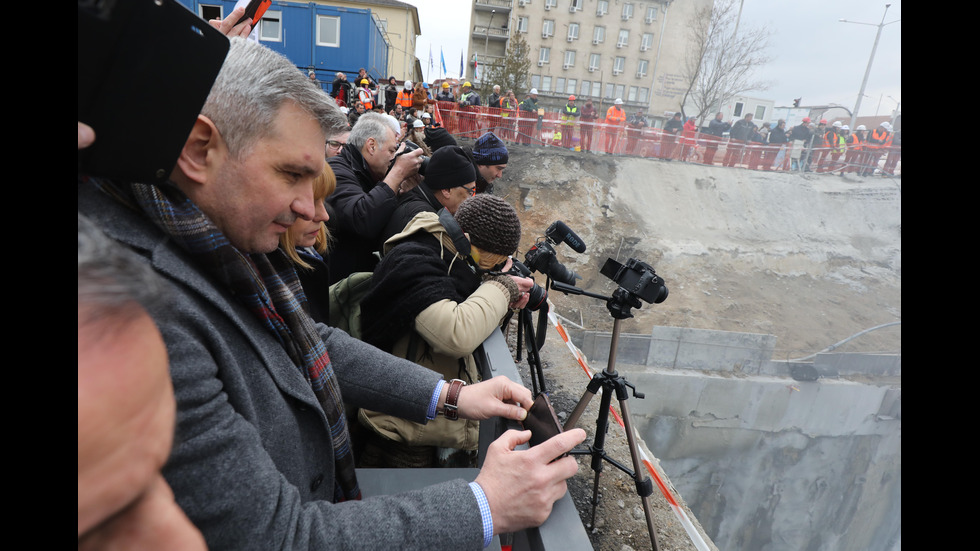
[485,9,495,56]
[840,4,900,130]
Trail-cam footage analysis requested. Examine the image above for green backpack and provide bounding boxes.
[327,271,373,339]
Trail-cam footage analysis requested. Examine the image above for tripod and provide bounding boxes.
[554,283,660,551]
[501,279,552,396]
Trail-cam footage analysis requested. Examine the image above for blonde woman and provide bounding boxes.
[277,165,336,323]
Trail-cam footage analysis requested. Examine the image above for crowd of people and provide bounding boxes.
[79,8,583,551]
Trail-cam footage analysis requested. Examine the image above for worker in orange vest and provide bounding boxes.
[603,98,627,154]
[396,80,414,110]
[357,79,374,111]
[864,122,892,176]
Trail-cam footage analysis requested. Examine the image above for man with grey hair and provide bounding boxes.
[326,111,424,282]
[79,37,584,550]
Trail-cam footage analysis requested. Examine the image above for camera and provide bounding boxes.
[506,260,548,311]
[599,257,668,304]
[392,140,429,175]
[523,220,585,286]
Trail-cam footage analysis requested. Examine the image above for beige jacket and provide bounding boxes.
[358,212,514,450]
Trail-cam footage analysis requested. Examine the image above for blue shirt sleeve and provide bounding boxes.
[426,379,445,421]
[468,481,494,547]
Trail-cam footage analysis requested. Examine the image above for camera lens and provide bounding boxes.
[525,283,547,311]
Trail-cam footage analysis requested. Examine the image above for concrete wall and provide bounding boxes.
[569,326,901,551]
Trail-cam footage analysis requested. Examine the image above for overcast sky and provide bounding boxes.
[406,0,901,117]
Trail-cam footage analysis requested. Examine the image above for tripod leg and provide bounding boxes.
[618,397,660,551]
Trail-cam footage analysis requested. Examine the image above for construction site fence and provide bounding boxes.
[431,101,901,175]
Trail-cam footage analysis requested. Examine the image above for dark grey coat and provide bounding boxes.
[78,182,486,550]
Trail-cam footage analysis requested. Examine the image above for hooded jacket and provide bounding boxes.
[358,212,515,451]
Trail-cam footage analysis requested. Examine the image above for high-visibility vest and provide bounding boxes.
[833,134,846,154]
[358,88,374,110]
[396,89,413,108]
[561,105,579,124]
[605,106,626,125]
[848,134,863,151]
[869,128,890,149]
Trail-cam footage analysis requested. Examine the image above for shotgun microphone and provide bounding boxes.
[545,220,587,253]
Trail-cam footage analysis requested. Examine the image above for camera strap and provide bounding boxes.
[437,208,479,272]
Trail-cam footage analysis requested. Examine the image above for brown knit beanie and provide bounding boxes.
[453,195,521,256]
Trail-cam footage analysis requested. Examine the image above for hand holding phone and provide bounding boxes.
[235,0,272,26]
[523,392,567,459]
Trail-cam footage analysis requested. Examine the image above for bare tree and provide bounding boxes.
[481,29,532,99]
[680,0,773,126]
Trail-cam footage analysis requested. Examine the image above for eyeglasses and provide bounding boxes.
[327,140,346,149]
[462,186,477,197]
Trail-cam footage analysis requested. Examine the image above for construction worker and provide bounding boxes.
[396,80,414,110]
[826,121,845,172]
[560,95,580,149]
[603,98,627,154]
[865,122,892,176]
[842,125,866,175]
[357,78,374,111]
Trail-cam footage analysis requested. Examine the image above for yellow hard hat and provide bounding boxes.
[360,79,369,85]
[463,81,472,87]
[442,82,450,88]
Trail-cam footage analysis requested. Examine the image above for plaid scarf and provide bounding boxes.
[129,180,361,503]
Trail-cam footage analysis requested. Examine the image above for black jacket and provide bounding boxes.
[768,126,788,144]
[707,118,731,137]
[326,144,399,283]
[380,183,443,247]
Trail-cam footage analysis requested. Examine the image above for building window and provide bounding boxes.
[640,32,653,51]
[617,29,629,48]
[755,105,767,120]
[317,15,340,47]
[545,0,557,10]
[542,19,555,38]
[615,84,625,100]
[567,22,579,41]
[569,0,582,11]
[588,53,601,72]
[622,3,634,20]
[539,47,551,64]
[517,16,529,33]
[638,87,649,103]
[581,80,590,96]
[613,56,625,75]
[260,10,282,41]
[531,75,541,89]
[636,59,648,77]
[733,102,744,117]
[593,25,605,44]
[563,50,576,68]
[604,83,614,99]
[541,76,553,91]
[567,78,577,94]
[645,6,658,24]
[591,81,601,97]
[628,86,638,102]
[556,77,566,94]
[597,0,608,16]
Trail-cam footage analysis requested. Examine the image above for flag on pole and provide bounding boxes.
[440,47,447,79]
[473,53,480,82]
[428,45,434,77]
[459,50,464,79]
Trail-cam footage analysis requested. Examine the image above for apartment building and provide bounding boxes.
[467,0,711,127]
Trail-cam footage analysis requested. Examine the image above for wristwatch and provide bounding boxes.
[443,379,466,421]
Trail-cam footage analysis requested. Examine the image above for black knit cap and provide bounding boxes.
[423,126,458,152]
[454,194,521,256]
[471,132,509,165]
[425,146,476,190]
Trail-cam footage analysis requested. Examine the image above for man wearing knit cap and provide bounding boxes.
[359,194,534,469]
[463,131,509,194]
[423,124,458,152]
[380,145,477,246]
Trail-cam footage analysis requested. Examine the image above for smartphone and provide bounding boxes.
[235,0,272,26]
[78,0,229,182]
[524,392,566,458]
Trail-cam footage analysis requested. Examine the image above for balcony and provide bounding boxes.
[472,24,510,41]
[475,0,513,13]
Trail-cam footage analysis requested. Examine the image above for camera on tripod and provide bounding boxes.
[523,220,585,286]
[599,257,668,304]
[504,260,548,311]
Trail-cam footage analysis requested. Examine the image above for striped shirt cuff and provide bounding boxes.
[468,481,494,548]
[426,379,446,421]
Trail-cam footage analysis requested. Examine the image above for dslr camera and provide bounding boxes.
[523,220,585,286]
[503,260,548,311]
[600,257,668,304]
[391,140,429,175]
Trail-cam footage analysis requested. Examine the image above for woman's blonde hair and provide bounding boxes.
[280,164,336,269]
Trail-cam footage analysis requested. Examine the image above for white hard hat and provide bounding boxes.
[832,121,842,128]
[614,98,623,105]
[841,125,849,131]
[529,88,538,95]
[412,119,424,128]
[404,80,413,88]
[881,122,892,130]
[421,112,431,119]
[856,125,867,131]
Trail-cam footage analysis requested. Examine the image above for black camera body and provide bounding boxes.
[506,260,548,311]
[524,241,579,286]
[392,140,429,175]
[600,257,668,305]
